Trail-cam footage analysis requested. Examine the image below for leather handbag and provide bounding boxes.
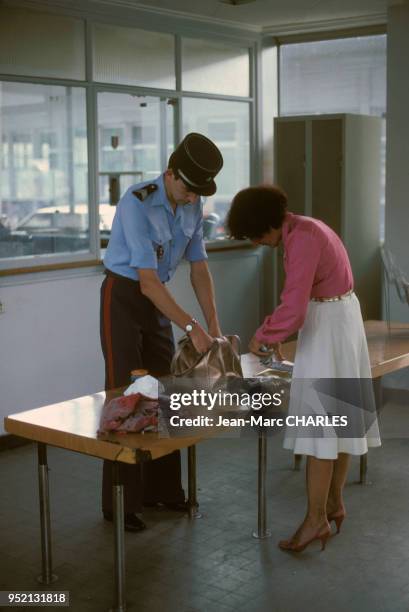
[170,335,243,389]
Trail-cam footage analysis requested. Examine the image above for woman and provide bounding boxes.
[227,185,380,552]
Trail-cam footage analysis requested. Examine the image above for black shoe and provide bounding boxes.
[143,500,192,512]
[103,511,146,532]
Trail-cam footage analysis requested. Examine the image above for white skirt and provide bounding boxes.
[283,292,381,459]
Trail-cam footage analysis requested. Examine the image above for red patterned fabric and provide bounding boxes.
[99,393,158,434]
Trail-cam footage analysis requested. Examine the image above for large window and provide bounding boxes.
[183,98,250,240]
[0,5,255,273]
[279,34,386,238]
[97,92,175,239]
[279,36,386,116]
[0,82,89,259]
[93,27,252,242]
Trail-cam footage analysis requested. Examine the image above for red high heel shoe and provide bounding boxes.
[327,510,346,534]
[278,524,331,553]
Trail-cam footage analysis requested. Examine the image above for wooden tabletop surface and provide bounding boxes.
[4,391,202,464]
[4,320,409,464]
[273,320,409,379]
[359,320,409,377]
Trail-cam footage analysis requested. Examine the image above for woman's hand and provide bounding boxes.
[249,335,284,360]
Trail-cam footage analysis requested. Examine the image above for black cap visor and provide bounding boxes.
[177,171,217,197]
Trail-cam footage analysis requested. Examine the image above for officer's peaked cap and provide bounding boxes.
[169,133,223,197]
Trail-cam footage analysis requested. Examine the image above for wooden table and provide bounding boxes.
[279,320,409,378]
[4,390,205,612]
[273,320,409,480]
[4,320,409,610]
[4,376,274,611]
[238,320,409,545]
[4,363,278,610]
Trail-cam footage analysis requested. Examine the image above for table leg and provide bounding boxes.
[358,378,381,485]
[359,454,368,485]
[111,462,126,612]
[253,430,271,539]
[187,445,202,519]
[293,454,303,471]
[373,377,383,412]
[37,443,57,584]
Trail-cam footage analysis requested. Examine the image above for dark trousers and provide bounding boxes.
[100,271,185,513]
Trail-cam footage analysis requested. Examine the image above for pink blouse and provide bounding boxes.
[255,213,354,344]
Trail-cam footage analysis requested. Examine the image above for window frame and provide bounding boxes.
[0,10,260,276]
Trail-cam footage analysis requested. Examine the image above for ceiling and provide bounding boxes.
[94,0,403,33]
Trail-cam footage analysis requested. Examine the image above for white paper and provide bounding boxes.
[124,374,164,399]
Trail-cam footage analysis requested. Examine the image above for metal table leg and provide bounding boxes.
[358,378,381,485]
[110,462,126,612]
[293,454,303,471]
[37,443,57,584]
[187,445,202,519]
[359,454,368,485]
[253,429,271,539]
[373,377,383,412]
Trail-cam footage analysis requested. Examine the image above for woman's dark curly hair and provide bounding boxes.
[226,185,288,240]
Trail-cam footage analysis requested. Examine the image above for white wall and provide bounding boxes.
[0,270,105,433]
[385,4,409,323]
[0,247,264,434]
[170,249,264,345]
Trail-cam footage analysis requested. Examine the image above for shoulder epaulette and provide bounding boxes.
[133,184,158,201]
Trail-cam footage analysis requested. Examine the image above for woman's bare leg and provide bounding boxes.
[326,452,350,516]
[279,456,333,549]
[306,456,334,521]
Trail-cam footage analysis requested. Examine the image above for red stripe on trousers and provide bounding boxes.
[103,276,115,390]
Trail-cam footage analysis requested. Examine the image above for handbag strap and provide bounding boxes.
[171,336,213,376]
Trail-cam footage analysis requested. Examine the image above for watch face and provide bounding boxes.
[186,324,193,333]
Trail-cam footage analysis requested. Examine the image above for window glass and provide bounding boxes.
[93,24,175,89]
[97,92,175,236]
[279,35,386,239]
[182,38,250,97]
[183,98,250,240]
[0,82,89,260]
[0,6,85,80]
[279,36,386,116]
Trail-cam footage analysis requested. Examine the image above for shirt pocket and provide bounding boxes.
[148,225,171,268]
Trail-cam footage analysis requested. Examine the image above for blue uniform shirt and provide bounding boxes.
[103,174,207,282]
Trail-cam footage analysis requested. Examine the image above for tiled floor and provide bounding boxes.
[1,397,409,612]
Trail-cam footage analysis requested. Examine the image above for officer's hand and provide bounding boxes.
[190,323,214,354]
[208,322,222,338]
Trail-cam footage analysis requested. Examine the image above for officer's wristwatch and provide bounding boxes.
[185,318,198,334]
